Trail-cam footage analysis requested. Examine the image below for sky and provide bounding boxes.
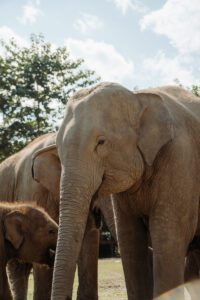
[0,0,199,90]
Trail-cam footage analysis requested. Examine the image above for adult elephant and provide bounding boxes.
[51,83,200,300]
[0,132,116,300]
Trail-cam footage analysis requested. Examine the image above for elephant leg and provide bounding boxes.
[7,259,32,300]
[33,265,53,300]
[152,248,185,298]
[0,262,12,300]
[113,197,153,300]
[150,211,190,298]
[77,210,100,300]
[0,277,12,300]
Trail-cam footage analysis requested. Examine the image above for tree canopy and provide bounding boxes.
[191,85,200,97]
[0,34,99,161]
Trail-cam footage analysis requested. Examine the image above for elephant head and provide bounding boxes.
[51,82,174,299]
[4,204,58,266]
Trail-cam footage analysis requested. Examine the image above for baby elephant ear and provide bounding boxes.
[136,92,174,166]
[4,211,25,249]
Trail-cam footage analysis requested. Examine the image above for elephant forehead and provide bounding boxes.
[72,93,132,126]
[27,207,49,223]
[71,82,129,103]
[72,83,132,110]
[72,106,128,137]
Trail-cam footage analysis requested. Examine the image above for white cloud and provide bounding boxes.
[74,12,104,34]
[65,38,134,83]
[18,1,42,25]
[141,51,197,86]
[140,0,200,54]
[0,26,28,47]
[107,0,148,15]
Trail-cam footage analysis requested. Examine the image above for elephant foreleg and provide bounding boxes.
[7,259,32,300]
[77,211,100,300]
[113,196,153,300]
[150,209,189,298]
[33,264,53,300]
[0,261,12,300]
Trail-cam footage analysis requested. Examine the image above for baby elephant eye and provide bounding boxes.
[98,139,105,145]
[49,229,56,234]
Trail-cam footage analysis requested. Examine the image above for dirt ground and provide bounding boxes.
[28,258,127,299]
[27,259,196,299]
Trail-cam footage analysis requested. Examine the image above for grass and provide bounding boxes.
[28,258,127,300]
[27,259,196,300]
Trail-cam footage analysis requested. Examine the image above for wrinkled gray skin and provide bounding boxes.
[51,82,200,300]
[0,133,116,300]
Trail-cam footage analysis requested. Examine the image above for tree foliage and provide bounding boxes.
[191,85,200,97]
[0,34,99,161]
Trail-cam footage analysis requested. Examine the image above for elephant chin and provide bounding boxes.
[33,249,55,267]
[98,174,135,196]
[45,249,56,267]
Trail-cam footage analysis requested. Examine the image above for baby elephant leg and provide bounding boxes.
[7,259,32,300]
[0,261,12,300]
[33,264,53,300]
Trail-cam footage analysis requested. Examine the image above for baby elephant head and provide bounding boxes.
[4,205,58,267]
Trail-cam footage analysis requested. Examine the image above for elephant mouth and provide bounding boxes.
[42,248,56,267]
[98,171,134,196]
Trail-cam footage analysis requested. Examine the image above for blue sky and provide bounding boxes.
[0,0,199,90]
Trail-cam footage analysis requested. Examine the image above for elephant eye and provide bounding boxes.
[98,139,105,145]
[49,229,56,234]
[96,135,106,147]
[95,135,108,155]
[95,135,109,157]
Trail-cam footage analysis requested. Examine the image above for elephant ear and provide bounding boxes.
[32,145,61,197]
[136,92,174,166]
[4,211,25,249]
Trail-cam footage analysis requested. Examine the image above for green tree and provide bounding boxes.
[191,85,200,97]
[0,34,99,161]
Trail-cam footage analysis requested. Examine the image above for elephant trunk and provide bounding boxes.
[51,168,93,300]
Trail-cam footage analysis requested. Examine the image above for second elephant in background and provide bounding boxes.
[0,132,116,300]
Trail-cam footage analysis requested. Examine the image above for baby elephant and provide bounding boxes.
[0,202,58,300]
